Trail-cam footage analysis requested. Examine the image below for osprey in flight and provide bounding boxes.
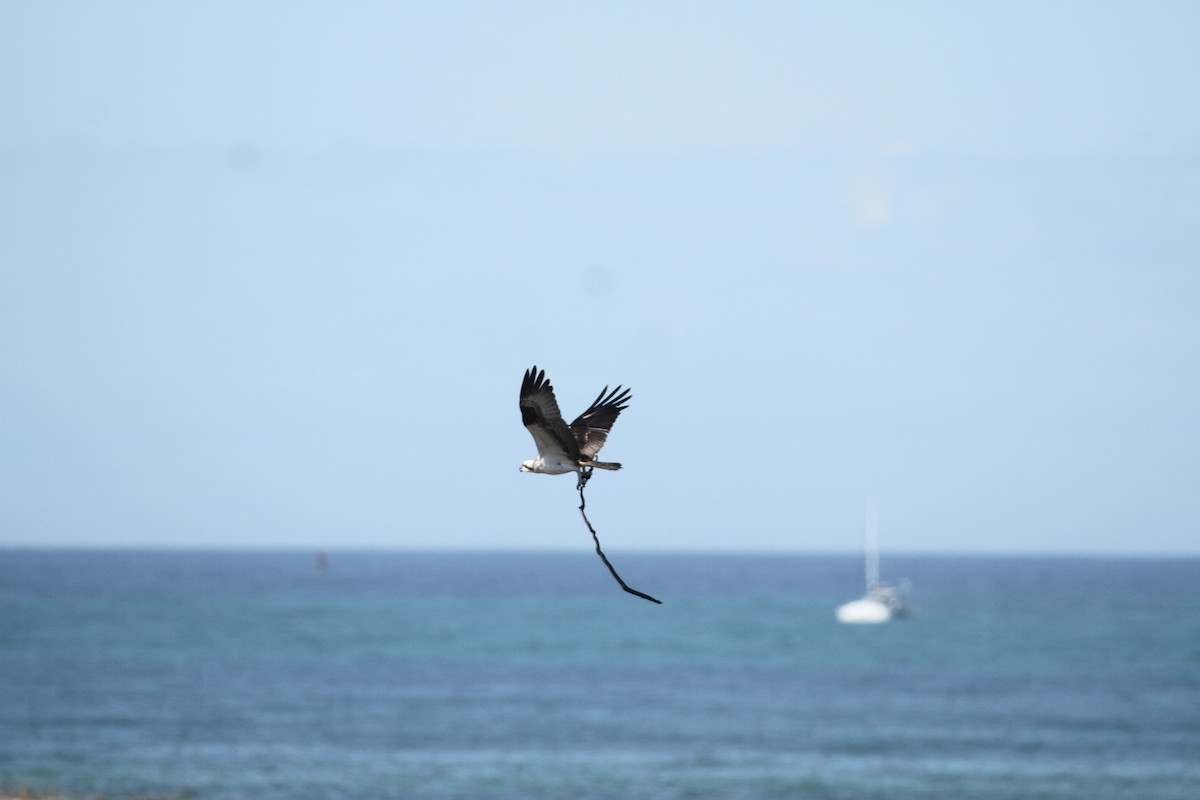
[519,365,631,489]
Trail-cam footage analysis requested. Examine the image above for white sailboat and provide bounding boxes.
[835,501,909,624]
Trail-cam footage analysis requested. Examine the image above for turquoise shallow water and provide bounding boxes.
[1,549,1198,799]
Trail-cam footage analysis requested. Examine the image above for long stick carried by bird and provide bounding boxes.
[517,365,662,604]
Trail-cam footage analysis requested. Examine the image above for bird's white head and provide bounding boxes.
[519,460,536,473]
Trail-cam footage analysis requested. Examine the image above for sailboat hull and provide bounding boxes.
[835,598,893,624]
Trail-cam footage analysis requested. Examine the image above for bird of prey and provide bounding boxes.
[517,364,658,603]
[519,365,631,490]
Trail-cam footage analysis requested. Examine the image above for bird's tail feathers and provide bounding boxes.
[582,460,622,471]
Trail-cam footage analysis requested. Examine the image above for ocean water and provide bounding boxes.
[1,549,1197,800]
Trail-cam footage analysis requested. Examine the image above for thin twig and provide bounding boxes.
[577,470,662,604]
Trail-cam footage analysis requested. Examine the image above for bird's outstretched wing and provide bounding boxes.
[520,366,580,461]
[570,384,631,461]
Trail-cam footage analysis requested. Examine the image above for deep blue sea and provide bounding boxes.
[1,549,1197,799]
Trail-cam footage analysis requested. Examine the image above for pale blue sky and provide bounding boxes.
[2,3,1198,554]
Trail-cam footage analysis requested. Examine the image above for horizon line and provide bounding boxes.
[2,543,1196,560]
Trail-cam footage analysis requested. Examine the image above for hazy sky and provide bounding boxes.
[2,3,1198,554]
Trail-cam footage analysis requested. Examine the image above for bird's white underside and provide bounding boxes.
[520,455,579,475]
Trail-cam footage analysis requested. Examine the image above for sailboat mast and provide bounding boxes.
[865,499,880,590]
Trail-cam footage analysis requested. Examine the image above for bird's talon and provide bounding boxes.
[577,467,594,491]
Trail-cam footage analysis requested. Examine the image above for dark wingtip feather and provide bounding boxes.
[584,383,632,414]
[521,365,553,400]
[603,385,632,411]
